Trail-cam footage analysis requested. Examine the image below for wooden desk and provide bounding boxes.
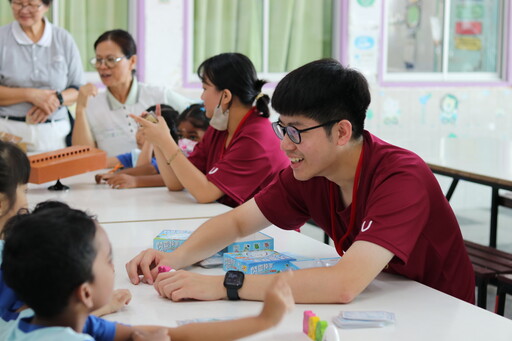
[27,171,231,224]
[103,219,512,341]
[390,137,512,248]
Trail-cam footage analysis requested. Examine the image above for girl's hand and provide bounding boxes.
[107,174,138,189]
[130,104,175,148]
[95,173,113,184]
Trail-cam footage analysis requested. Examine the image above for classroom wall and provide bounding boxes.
[344,0,511,210]
[142,0,510,210]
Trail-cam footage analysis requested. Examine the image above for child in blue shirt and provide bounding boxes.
[95,104,179,188]
[0,140,30,322]
[96,104,209,189]
[0,141,129,340]
[0,201,294,340]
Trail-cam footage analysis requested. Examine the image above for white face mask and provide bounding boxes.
[178,138,198,157]
[209,94,230,131]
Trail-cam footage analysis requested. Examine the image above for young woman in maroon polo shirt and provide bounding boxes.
[132,53,288,207]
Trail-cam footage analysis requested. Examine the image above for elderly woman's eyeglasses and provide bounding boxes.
[272,120,339,144]
[89,56,126,69]
[11,1,43,12]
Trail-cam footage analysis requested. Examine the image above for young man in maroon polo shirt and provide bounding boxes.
[126,59,475,305]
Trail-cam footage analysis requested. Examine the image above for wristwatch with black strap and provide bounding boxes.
[224,270,244,300]
[55,91,64,106]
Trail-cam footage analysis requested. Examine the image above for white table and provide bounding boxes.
[27,171,231,223]
[103,219,512,341]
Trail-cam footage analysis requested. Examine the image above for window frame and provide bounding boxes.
[50,0,143,84]
[182,0,349,89]
[379,0,512,87]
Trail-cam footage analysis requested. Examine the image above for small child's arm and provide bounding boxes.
[107,157,121,168]
[165,271,294,341]
[132,328,170,341]
[91,289,132,317]
[114,273,293,341]
[106,174,164,189]
[136,141,154,167]
[95,161,124,184]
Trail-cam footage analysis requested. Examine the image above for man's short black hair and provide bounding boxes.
[2,201,98,318]
[271,59,371,139]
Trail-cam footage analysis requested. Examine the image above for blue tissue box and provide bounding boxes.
[153,230,193,252]
[221,232,273,253]
[153,230,273,253]
[223,250,296,274]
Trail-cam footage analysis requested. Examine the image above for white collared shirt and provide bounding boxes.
[0,17,84,120]
[85,78,195,156]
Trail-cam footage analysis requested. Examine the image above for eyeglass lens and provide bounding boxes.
[12,1,41,11]
[272,122,301,144]
[91,57,122,68]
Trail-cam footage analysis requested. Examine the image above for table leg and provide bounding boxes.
[490,187,499,248]
[476,277,488,308]
[445,178,459,201]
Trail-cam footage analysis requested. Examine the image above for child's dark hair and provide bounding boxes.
[197,53,270,118]
[272,59,371,139]
[178,104,209,131]
[2,201,98,318]
[0,141,30,219]
[145,104,180,143]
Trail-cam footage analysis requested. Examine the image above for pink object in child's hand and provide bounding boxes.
[158,266,175,273]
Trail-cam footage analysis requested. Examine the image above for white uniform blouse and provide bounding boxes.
[0,17,84,120]
[85,79,194,156]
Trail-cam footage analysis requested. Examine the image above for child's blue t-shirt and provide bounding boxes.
[0,314,93,340]
[0,241,25,322]
[116,151,160,173]
[0,241,118,341]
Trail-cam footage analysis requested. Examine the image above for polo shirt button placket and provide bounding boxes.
[127,113,133,133]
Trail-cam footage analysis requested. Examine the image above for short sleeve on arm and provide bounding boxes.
[82,315,117,341]
[115,153,133,168]
[254,168,310,230]
[62,30,85,88]
[206,134,277,205]
[151,157,160,173]
[355,166,431,264]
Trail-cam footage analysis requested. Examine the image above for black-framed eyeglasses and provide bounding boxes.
[272,120,339,144]
[11,1,43,12]
[89,56,126,69]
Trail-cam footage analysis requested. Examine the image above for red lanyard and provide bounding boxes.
[329,145,364,255]
[218,107,256,160]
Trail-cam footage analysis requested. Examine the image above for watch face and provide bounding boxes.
[224,271,244,287]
